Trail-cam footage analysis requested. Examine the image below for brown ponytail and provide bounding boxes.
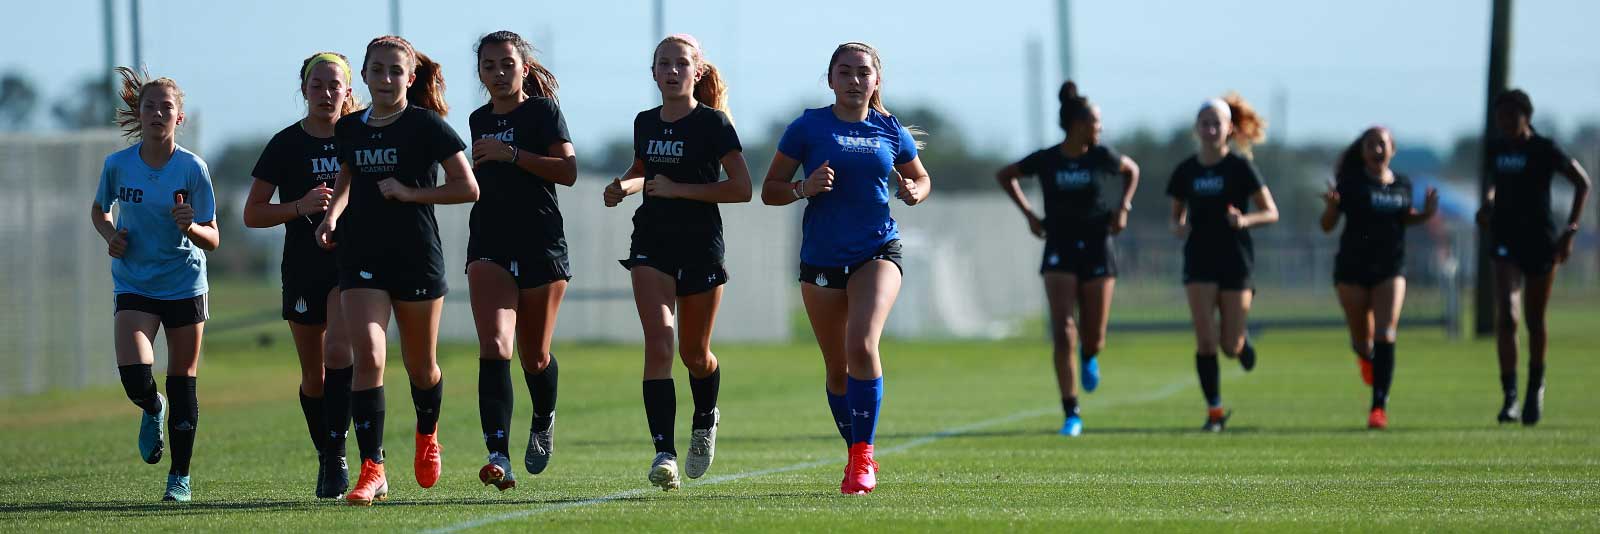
[113,66,183,140]
[365,35,449,117]
[1223,92,1266,154]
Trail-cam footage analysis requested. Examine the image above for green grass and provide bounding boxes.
[3,295,1599,532]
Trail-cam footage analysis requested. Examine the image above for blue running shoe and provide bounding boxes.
[140,393,167,464]
[1080,355,1100,393]
[162,474,191,502]
[1059,415,1083,437]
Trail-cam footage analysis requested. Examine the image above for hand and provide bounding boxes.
[1226,206,1246,229]
[644,174,681,198]
[106,228,129,258]
[1321,185,1340,209]
[297,185,334,215]
[1109,208,1128,235]
[1476,205,1491,227]
[471,138,515,167]
[1422,186,1439,215]
[172,201,195,232]
[803,160,835,197]
[1026,214,1046,239]
[315,217,338,250]
[377,178,415,202]
[1556,227,1578,264]
[894,172,921,205]
[603,177,628,207]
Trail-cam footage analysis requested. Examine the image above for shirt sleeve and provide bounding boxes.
[712,110,742,159]
[893,125,918,165]
[531,99,572,152]
[1239,159,1266,193]
[250,133,283,186]
[94,156,117,211]
[1164,166,1186,199]
[190,159,217,224]
[775,115,809,162]
[1015,150,1043,176]
[1098,145,1125,174]
[427,112,468,163]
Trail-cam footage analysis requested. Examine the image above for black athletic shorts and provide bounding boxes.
[116,293,209,328]
[1492,234,1557,276]
[469,255,572,290]
[1333,254,1403,288]
[1182,257,1252,291]
[619,252,728,297]
[1041,232,1117,280]
[282,275,339,325]
[337,260,448,302]
[799,239,904,290]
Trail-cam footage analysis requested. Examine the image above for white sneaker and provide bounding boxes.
[648,452,680,491]
[684,408,719,479]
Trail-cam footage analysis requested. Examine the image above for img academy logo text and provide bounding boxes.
[833,131,880,154]
[645,139,684,164]
[355,148,398,173]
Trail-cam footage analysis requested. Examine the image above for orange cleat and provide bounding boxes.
[415,431,443,489]
[840,443,879,495]
[1368,407,1388,430]
[345,458,389,506]
[1357,356,1374,387]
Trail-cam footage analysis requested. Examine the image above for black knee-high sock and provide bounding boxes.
[1195,353,1222,408]
[1527,363,1546,394]
[525,355,559,432]
[117,364,161,414]
[299,389,330,454]
[166,376,198,477]
[351,387,386,463]
[642,379,676,455]
[1372,341,1396,410]
[689,367,721,429]
[479,359,513,456]
[324,366,353,458]
[412,378,443,435]
[1062,396,1080,418]
[1499,372,1518,402]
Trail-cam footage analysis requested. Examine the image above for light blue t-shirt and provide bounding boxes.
[777,106,918,267]
[93,143,215,300]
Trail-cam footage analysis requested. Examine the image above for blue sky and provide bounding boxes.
[6,0,1599,162]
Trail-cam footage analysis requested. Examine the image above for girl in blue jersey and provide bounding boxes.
[243,52,361,498]
[604,34,751,491]
[761,42,931,495]
[996,81,1140,437]
[90,68,219,502]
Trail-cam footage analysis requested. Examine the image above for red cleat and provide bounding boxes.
[1357,356,1374,387]
[1368,407,1388,430]
[415,431,442,489]
[345,459,388,506]
[840,443,879,495]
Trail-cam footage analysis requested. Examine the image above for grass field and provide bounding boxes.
[2,294,1598,532]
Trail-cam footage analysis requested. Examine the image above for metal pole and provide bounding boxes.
[652,0,665,40]
[103,0,116,123]
[1026,36,1044,149]
[390,0,401,35]
[1475,0,1513,336]
[1055,0,1071,80]
[129,0,142,69]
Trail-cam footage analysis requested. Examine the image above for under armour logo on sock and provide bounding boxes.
[837,421,851,429]
[485,430,506,439]
[355,421,372,430]
[174,421,195,431]
[329,431,347,439]
[653,434,665,442]
[851,410,872,418]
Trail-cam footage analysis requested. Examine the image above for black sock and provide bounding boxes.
[323,366,353,458]
[351,387,386,463]
[117,364,161,414]
[1500,372,1518,400]
[411,377,443,435]
[642,379,676,455]
[1195,353,1221,408]
[689,367,721,429]
[1062,396,1080,418]
[165,376,198,477]
[1527,363,1546,393]
[479,359,513,456]
[1371,341,1396,410]
[299,388,330,454]
[525,355,559,432]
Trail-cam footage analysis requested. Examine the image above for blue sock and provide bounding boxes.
[846,376,883,446]
[826,389,852,444]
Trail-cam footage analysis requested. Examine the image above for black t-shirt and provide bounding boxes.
[334,107,467,273]
[1489,134,1569,241]
[630,104,742,264]
[1336,172,1413,269]
[1016,144,1123,234]
[252,122,340,282]
[468,97,572,261]
[1166,153,1265,259]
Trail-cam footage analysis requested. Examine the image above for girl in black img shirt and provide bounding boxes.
[243,51,362,499]
[995,81,1139,437]
[1166,94,1279,432]
[314,35,479,505]
[1477,89,1590,426]
[602,34,752,491]
[1319,126,1438,430]
[467,31,577,491]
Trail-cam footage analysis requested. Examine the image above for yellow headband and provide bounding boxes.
[303,53,351,85]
